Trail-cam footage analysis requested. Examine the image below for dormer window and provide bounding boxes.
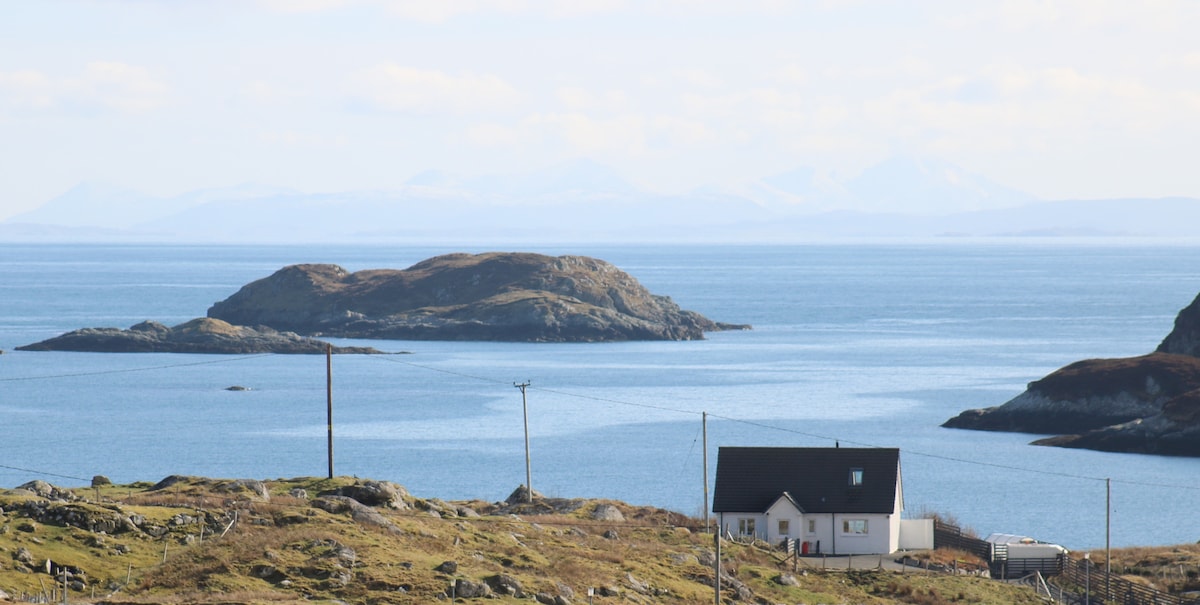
[849,468,863,486]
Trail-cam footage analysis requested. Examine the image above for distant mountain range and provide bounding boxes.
[3,156,1198,243]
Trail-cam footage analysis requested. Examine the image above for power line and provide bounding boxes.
[369,356,1200,491]
[0,354,273,382]
[0,463,89,482]
[369,354,511,385]
[7,347,1198,494]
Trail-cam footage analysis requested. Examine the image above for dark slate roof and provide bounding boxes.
[712,447,901,514]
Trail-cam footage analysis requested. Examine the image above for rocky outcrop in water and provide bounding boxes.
[943,292,1200,457]
[206,252,750,342]
[17,318,384,354]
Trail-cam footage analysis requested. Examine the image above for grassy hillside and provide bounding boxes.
[2,476,1052,604]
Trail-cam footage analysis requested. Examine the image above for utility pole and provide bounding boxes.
[1084,552,1090,605]
[1105,478,1111,602]
[327,343,334,479]
[515,381,532,503]
[714,514,722,605]
[702,411,710,532]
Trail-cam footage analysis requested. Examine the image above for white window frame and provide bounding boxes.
[737,518,756,536]
[842,519,868,535]
[777,519,789,536]
[807,519,816,534]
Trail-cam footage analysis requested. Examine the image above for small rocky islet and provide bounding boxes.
[15,317,384,354]
[17,252,750,353]
[943,291,1200,456]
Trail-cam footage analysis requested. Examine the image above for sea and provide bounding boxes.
[2,241,1199,551]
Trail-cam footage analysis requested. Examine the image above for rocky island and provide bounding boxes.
[943,292,1200,456]
[206,252,750,342]
[17,318,384,354]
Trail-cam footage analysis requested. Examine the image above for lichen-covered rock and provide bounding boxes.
[16,481,75,501]
[485,573,525,597]
[590,503,625,522]
[311,496,404,534]
[326,480,409,509]
[149,476,271,501]
[453,578,491,599]
[206,253,750,342]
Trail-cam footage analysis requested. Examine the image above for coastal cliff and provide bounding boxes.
[16,318,384,354]
[207,252,750,342]
[1157,291,1200,356]
[943,292,1200,456]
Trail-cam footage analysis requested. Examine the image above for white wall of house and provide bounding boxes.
[829,513,894,555]
[720,510,897,554]
[802,514,831,555]
[764,499,801,546]
[720,513,768,541]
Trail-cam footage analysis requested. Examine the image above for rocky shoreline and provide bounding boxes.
[943,292,1200,456]
[18,253,748,352]
[16,318,386,354]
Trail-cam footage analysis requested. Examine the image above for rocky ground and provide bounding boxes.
[0,475,1045,605]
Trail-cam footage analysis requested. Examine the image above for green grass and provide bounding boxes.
[2,476,1051,604]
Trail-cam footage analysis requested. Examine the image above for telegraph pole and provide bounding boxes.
[702,411,710,532]
[714,514,722,605]
[1106,478,1111,602]
[515,381,532,502]
[326,343,334,479]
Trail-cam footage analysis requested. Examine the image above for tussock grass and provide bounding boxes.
[1084,543,1200,594]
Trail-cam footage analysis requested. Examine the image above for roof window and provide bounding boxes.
[849,467,864,486]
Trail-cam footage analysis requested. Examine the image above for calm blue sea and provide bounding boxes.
[2,241,1199,550]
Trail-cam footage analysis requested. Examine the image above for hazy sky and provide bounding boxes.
[3,1,1199,220]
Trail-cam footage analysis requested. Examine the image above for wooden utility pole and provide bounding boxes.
[702,411,710,532]
[714,515,722,605]
[1105,478,1111,602]
[515,381,532,502]
[327,343,334,479]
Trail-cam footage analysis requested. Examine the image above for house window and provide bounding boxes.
[777,519,789,536]
[738,518,756,536]
[849,467,864,486]
[842,519,868,535]
[807,519,816,534]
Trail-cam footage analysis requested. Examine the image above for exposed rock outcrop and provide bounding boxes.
[1158,292,1200,356]
[150,475,271,501]
[943,353,1200,434]
[944,291,1200,457]
[1031,389,1200,456]
[206,252,750,342]
[17,318,384,354]
[318,480,410,510]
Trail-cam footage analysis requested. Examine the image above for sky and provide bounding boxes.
[2,0,1200,221]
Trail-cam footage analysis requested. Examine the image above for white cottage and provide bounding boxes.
[712,447,904,555]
